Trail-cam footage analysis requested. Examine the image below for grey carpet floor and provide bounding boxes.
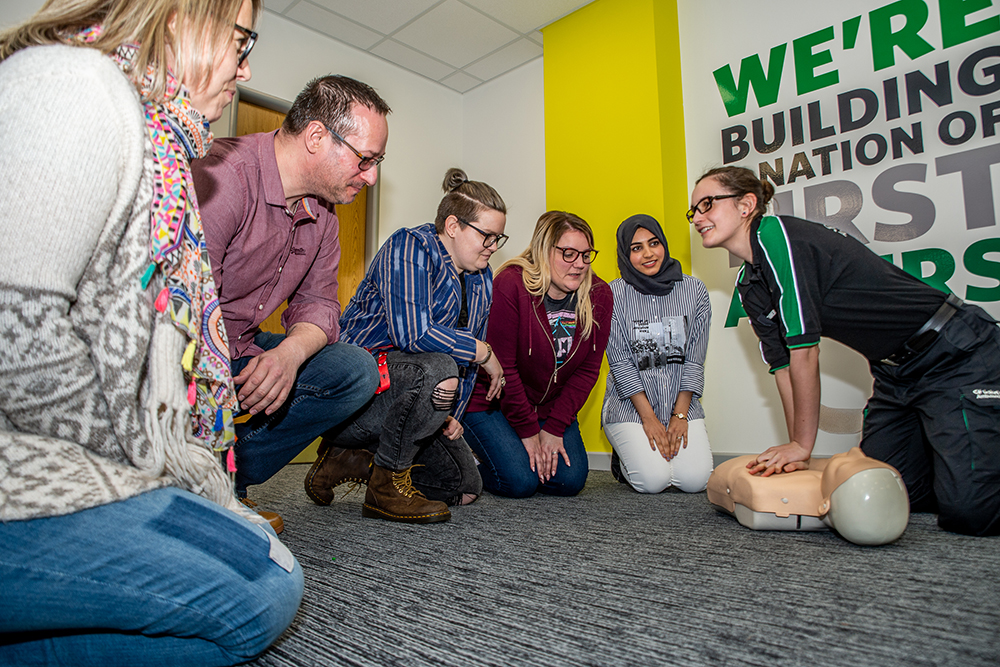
[249,465,999,667]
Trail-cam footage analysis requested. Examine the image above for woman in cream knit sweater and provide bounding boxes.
[0,1,302,664]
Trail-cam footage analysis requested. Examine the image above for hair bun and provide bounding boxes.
[760,179,776,206]
[443,167,469,193]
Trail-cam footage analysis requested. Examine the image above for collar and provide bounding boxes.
[258,131,318,221]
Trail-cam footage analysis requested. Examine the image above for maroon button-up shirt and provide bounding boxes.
[192,131,341,360]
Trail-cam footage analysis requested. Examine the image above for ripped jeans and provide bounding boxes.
[323,351,482,504]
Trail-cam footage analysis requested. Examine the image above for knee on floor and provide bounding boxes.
[937,501,1000,537]
[221,559,304,662]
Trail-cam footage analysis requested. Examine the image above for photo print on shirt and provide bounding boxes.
[630,316,687,370]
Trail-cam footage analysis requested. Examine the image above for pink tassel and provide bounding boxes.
[226,448,237,473]
[187,379,196,405]
[154,288,169,312]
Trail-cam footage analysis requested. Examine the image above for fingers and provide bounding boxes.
[484,370,505,401]
[668,437,682,460]
[235,356,293,415]
[441,417,463,440]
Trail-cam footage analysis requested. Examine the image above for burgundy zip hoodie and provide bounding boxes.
[466,264,613,438]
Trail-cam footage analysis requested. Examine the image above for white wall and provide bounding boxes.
[462,58,547,265]
[0,1,35,26]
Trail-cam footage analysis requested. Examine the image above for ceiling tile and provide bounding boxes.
[528,30,544,46]
[392,0,520,68]
[464,38,542,81]
[439,71,483,93]
[308,0,441,35]
[264,0,298,14]
[284,1,383,50]
[461,0,595,33]
[370,39,457,81]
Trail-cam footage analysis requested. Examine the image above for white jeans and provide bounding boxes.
[604,418,713,493]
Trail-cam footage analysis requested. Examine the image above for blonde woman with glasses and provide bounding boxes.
[462,211,613,498]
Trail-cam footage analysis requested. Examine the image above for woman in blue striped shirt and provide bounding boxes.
[305,168,507,523]
[602,214,714,493]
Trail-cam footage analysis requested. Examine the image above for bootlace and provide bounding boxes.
[391,466,426,499]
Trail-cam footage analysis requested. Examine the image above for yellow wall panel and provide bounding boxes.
[543,0,687,454]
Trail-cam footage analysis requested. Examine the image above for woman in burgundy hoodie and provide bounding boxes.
[463,211,613,497]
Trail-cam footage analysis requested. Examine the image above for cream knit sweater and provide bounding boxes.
[0,45,253,523]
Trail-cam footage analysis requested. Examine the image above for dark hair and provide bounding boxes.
[433,167,506,233]
[282,75,391,138]
[696,166,775,219]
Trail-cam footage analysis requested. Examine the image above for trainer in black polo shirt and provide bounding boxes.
[691,166,1000,537]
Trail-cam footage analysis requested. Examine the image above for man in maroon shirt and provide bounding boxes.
[193,76,389,527]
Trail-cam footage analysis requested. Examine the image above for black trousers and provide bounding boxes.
[863,304,1000,536]
[323,351,482,505]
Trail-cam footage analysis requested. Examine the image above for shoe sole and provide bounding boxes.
[361,503,451,524]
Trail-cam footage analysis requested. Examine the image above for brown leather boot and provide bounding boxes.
[362,464,451,523]
[240,498,284,534]
[304,440,374,505]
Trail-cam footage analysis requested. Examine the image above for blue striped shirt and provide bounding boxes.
[602,275,711,426]
[340,223,492,416]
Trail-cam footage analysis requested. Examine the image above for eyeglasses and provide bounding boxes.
[686,193,740,222]
[234,23,257,67]
[324,125,385,172]
[553,245,598,264]
[459,218,509,249]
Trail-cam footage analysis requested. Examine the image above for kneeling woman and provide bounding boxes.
[463,211,612,498]
[602,214,713,493]
[306,168,506,523]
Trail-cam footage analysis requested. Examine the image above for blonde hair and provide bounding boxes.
[500,210,598,340]
[0,0,261,102]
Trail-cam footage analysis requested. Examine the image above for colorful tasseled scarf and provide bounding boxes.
[75,27,239,460]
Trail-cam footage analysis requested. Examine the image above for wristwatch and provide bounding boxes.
[672,412,687,420]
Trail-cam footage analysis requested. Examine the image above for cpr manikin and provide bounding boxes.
[707,447,910,545]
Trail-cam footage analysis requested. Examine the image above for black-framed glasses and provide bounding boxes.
[234,23,257,67]
[553,245,598,264]
[686,193,740,222]
[459,218,508,249]
[324,125,385,172]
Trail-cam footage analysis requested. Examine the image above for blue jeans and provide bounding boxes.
[462,409,589,498]
[0,487,303,666]
[232,333,379,495]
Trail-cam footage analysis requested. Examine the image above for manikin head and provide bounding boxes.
[819,448,909,546]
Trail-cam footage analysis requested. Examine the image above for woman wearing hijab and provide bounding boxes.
[601,214,713,493]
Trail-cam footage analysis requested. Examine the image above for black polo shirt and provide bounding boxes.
[737,215,947,371]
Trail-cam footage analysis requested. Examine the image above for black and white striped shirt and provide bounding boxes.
[602,275,711,426]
